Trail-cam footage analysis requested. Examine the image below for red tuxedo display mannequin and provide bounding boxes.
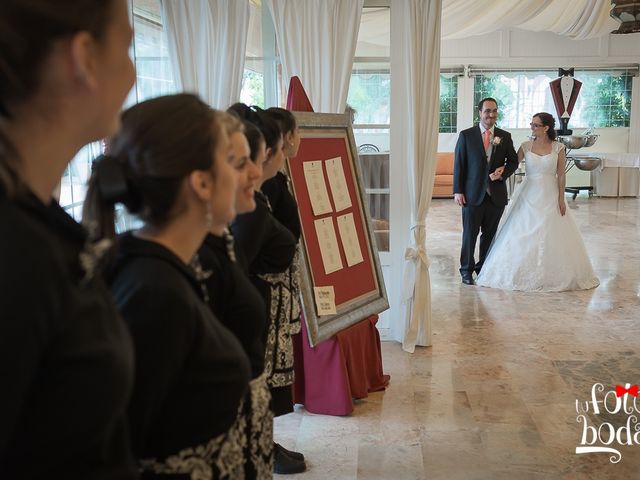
[549,68,582,135]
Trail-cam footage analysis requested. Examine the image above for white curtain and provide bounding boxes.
[442,0,619,40]
[161,0,250,109]
[263,0,364,113]
[390,0,442,352]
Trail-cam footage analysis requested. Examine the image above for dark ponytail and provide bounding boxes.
[227,108,265,163]
[0,0,117,196]
[265,107,297,137]
[83,93,226,242]
[227,103,282,154]
[242,121,266,163]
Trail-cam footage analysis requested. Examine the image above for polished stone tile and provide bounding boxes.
[275,197,640,479]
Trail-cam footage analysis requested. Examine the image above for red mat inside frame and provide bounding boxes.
[288,137,377,306]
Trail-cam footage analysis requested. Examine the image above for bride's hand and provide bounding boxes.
[489,166,505,181]
[558,199,566,216]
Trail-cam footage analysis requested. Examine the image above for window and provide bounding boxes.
[577,71,633,128]
[240,1,278,109]
[241,68,265,108]
[472,69,635,129]
[59,142,102,221]
[132,0,175,102]
[439,75,458,133]
[348,70,391,126]
[347,67,390,251]
[348,7,391,252]
[241,2,265,107]
[60,0,175,223]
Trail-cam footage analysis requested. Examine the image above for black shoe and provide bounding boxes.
[275,443,305,461]
[274,445,306,474]
[461,275,475,285]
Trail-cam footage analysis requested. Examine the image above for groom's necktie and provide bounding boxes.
[484,129,492,196]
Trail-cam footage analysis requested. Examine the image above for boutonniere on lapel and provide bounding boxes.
[492,136,502,146]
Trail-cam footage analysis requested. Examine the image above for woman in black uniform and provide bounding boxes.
[260,108,307,469]
[261,108,303,335]
[195,116,273,479]
[228,104,305,475]
[83,94,251,479]
[0,1,137,478]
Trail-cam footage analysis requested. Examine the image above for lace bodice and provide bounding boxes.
[522,140,564,176]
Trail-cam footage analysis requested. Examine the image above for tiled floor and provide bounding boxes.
[275,196,640,479]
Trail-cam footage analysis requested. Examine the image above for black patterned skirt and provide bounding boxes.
[138,401,246,480]
[244,373,274,479]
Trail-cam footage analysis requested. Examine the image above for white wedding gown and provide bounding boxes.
[476,141,599,292]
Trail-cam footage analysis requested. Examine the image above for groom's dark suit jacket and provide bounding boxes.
[453,125,519,206]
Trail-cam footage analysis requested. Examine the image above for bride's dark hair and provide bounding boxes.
[533,112,557,141]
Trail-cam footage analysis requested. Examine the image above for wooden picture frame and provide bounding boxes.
[287,112,389,346]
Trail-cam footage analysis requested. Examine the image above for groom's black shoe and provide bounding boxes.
[461,274,475,285]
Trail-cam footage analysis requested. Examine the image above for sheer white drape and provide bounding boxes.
[161,0,250,109]
[442,0,618,40]
[390,0,442,352]
[263,0,364,113]
[516,0,618,39]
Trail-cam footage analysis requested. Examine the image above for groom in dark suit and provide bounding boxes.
[454,97,518,285]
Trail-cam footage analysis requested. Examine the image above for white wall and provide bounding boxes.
[440,28,640,68]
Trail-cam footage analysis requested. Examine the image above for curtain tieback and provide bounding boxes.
[404,245,429,264]
[401,245,430,303]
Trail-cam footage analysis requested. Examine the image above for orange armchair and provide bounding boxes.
[432,152,454,198]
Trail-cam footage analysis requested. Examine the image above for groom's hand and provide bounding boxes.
[454,193,466,206]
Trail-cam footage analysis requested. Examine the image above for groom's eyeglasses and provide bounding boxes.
[530,123,544,128]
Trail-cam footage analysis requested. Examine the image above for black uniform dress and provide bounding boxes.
[261,172,303,413]
[0,187,137,480]
[196,232,272,479]
[231,191,297,417]
[108,233,251,479]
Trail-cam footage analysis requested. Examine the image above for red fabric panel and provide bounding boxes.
[286,76,314,112]
[292,320,354,416]
[336,316,390,399]
[292,315,390,416]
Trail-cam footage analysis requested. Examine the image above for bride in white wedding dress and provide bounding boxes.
[476,112,599,292]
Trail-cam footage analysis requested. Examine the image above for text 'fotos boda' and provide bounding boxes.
[575,383,640,463]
